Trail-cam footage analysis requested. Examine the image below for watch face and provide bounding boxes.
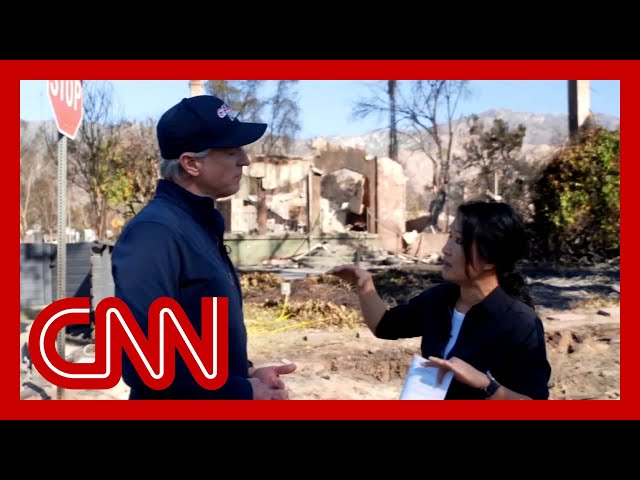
[484,372,499,396]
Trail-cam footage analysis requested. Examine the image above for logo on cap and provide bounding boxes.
[217,103,238,121]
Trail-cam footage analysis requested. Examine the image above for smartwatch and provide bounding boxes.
[483,371,500,397]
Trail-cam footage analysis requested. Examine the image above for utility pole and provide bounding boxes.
[568,80,591,140]
[388,80,398,161]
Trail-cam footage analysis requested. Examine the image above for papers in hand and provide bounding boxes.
[399,354,454,400]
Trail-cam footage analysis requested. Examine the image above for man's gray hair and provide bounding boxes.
[159,149,211,182]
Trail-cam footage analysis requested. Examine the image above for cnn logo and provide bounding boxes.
[28,297,229,390]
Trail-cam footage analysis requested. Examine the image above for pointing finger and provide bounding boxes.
[275,363,297,375]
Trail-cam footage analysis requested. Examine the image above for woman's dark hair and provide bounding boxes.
[457,200,534,309]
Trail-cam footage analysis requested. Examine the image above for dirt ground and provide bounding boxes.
[244,264,620,400]
[20,263,620,401]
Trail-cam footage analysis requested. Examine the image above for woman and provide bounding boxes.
[328,201,551,400]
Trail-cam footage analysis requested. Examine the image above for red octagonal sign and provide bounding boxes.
[47,80,84,140]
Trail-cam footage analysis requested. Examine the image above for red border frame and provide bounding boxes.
[10,60,634,419]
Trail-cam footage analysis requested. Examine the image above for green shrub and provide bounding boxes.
[530,125,620,263]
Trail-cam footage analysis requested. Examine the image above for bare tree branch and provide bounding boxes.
[353,80,470,230]
[261,80,301,156]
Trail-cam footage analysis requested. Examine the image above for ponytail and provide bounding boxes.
[498,269,535,310]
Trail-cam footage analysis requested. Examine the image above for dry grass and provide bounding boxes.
[244,298,363,335]
[569,296,620,310]
[240,272,283,291]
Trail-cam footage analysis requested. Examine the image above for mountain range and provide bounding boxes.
[295,109,619,156]
[291,109,620,199]
[22,108,620,200]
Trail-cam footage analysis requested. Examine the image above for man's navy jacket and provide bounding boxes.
[112,179,253,399]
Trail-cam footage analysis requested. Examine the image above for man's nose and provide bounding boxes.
[238,148,250,166]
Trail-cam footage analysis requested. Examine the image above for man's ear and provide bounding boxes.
[179,153,201,177]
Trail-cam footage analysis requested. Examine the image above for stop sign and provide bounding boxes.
[47,80,84,140]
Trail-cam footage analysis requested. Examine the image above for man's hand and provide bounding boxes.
[248,377,290,400]
[249,363,297,390]
[248,363,297,399]
[421,356,489,389]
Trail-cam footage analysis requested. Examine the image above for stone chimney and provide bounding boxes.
[189,80,205,97]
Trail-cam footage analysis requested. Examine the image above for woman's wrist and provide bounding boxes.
[357,275,374,293]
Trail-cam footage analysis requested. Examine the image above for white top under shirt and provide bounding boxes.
[443,308,466,359]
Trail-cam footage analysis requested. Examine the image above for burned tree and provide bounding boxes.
[456,115,531,213]
[21,120,56,239]
[113,118,161,218]
[260,80,302,156]
[353,80,469,230]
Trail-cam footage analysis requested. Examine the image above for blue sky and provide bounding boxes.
[20,80,620,139]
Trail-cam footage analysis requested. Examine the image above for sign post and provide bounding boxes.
[47,80,84,400]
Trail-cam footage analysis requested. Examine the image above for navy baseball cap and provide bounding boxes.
[157,95,267,159]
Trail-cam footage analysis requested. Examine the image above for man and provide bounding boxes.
[112,94,296,400]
